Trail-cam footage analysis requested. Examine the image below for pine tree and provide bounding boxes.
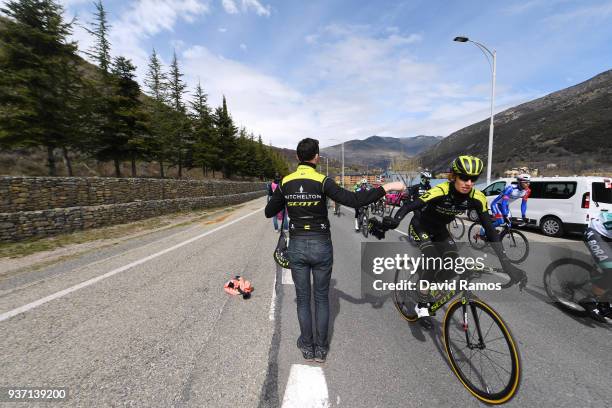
[167,50,188,178]
[213,96,238,178]
[144,49,167,103]
[111,56,148,177]
[189,81,219,177]
[0,0,81,176]
[143,49,172,178]
[85,0,111,74]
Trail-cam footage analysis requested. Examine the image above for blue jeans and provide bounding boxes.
[273,212,289,231]
[287,237,334,350]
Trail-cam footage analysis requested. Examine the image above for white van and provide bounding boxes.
[469,177,612,237]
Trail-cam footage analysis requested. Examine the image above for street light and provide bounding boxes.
[329,138,345,187]
[320,155,329,176]
[454,36,497,185]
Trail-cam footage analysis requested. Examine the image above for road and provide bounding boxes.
[1,196,610,407]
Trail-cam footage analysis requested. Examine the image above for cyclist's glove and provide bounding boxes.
[368,218,386,240]
[502,263,528,290]
[382,216,399,230]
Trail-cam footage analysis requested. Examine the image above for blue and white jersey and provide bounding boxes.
[491,185,531,218]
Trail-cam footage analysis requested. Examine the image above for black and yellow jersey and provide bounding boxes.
[265,162,385,237]
[395,181,489,230]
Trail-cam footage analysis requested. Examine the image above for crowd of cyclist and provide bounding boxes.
[352,161,611,322]
[266,139,611,361]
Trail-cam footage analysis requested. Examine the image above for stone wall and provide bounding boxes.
[0,177,263,212]
[0,177,266,242]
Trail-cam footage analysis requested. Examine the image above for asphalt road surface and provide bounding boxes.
[1,197,610,407]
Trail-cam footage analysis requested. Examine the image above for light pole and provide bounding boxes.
[320,156,329,176]
[329,138,345,187]
[454,36,496,185]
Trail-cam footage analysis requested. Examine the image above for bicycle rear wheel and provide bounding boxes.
[448,218,465,240]
[543,258,591,316]
[392,267,420,322]
[500,229,529,264]
[443,298,521,404]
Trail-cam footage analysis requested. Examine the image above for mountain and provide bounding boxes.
[320,135,443,168]
[418,70,612,176]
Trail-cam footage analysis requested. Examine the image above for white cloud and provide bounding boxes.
[218,27,228,32]
[77,1,211,83]
[241,0,270,16]
[181,46,312,146]
[221,0,239,14]
[173,23,538,150]
[221,0,271,17]
[239,43,247,51]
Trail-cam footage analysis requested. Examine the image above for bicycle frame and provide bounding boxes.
[425,268,490,315]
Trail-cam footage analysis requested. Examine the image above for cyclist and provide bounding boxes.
[409,171,432,201]
[354,178,370,231]
[478,174,531,238]
[370,155,527,324]
[579,210,612,321]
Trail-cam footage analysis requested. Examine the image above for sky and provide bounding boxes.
[4,0,612,148]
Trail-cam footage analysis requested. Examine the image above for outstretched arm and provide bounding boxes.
[325,179,404,209]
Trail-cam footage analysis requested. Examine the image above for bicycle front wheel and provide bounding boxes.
[361,213,369,238]
[500,229,529,264]
[443,298,521,404]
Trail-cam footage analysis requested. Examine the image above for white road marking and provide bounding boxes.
[394,229,408,236]
[282,268,294,285]
[269,272,277,321]
[281,364,330,408]
[0,206,265,323]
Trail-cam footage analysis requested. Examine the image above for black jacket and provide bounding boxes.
[265,162,385,237]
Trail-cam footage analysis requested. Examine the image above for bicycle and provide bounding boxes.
[543,258,612,322]
[370,198,386,216]
[468,215,529,264]
[357,205,370,238]
[393,265,522,404]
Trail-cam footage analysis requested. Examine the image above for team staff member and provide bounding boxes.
[265,138,404,363]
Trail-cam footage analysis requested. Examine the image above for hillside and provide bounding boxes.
[321,135,442,168]
[418,70,612,176]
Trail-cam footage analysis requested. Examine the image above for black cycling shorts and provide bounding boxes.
[409,215,459,282]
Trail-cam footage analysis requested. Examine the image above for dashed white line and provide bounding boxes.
[0,206,265,323]
[269,272,277,321]
[281,364,330,408]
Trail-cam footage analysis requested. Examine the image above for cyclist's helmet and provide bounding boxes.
[517,174,531,183]
[420,171,432,180]
[450,155,484,176]
[360,178,368,185]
